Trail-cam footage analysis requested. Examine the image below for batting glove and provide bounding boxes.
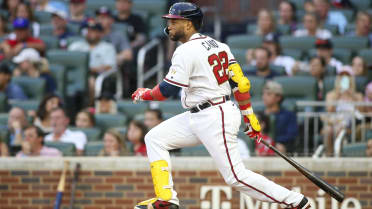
[243,114,263,143]
[131,88,151,103]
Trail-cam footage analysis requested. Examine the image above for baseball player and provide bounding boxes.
[131,2,311,209]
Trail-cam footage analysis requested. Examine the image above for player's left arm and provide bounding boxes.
[131,81,180,102]
[228,62,262,141]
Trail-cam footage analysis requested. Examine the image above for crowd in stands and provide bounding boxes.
[0,0,371,158]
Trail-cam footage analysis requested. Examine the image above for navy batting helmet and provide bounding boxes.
[162,2,203,34]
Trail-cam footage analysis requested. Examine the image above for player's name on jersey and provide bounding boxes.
[201,39,219,51]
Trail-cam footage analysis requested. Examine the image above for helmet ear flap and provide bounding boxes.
[163,27,169,36]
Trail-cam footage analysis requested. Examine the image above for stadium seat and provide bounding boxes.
[279,36,316,50]
[66,36,84,47]
[270,65,287,76]
[95,114,128,132]
[11,100,40,111]
[323,76,335,95]
[246,76,265,100]
[157,100,185,115]
[39,35,59,50]
[246,24,290,35]
[323,24,339,35]
[132,0,167,17]
[308,48,352,64]
[49,64,66,98]
[34,11,52,24]
[67,23,80,35]
[44,141,75,156]
[355,76,369,93]
[274,76,317,102]
[226,35,263,50]
[70,127,102,142]
[282,48,304,60]
[331,37,368,52]
[113,127,127,137]
[149,16,166,38]
[180,145,209,156]
[0,113,8,125]
[230,48,246,65]
[251,101,265,112]
[350,0,371,10]
[47,50,89,97]
[117,100,148,119]
[342,142,367,157]
[237,131,255,154]
[358,49,372,66]
[345,24,355,33]
[39,24,53,36]
[0,93,8,113]
[84,141,104,156]
[11,77,46,100]
[85,0,115,15]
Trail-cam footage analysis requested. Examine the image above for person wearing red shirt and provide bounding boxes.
[1,17,45,59]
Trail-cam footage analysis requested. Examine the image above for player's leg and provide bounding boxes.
[192,102,309,209]
[135,111,200,209]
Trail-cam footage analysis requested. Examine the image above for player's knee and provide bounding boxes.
[224,175,239,186]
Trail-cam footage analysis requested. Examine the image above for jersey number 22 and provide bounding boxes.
[208,51,228,85]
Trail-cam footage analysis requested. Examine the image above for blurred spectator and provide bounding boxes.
[364,82,372,113]
[46,2,74,49]
[294,12,332,39]
[350,56,367,76]
[347,11,372,46]
[68,0,88,26]
[322,68,364,156]
[331,0,352,9]
[45,107,87,156]
[75,110,95,128]
[262,37,296,76]
[1,0,21,18]
[99,128,128,156]
[315,39,343,73]
[96,6,132,66]
[255,9,280,40]
[254,112,275,157]
[0,15,9,39]
[68,20,116,104]
[33,94,63,133]
[278,1,297,33]
[366,139,372,157]
[304,0,316,13]
[0,141,8,156]
[313,0,347,34]
[16,125,62,157]
[262,81,298,154]
[14,2,40,37]
[144,108,163,130]
[126,120,147,156]
[115,0,147,49]
[95,91,117,114]
[0,63,27,100]
[309,56,327,101]
[12,48,57,93]
[2,107,29,155]
[0,18,45,59]
[245,47,279,79]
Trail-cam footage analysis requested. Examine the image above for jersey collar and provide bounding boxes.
[189,33,207,41]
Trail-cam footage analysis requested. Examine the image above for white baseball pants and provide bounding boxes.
[145,101,304,208]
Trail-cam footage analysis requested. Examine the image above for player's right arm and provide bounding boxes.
[228,59,262,141]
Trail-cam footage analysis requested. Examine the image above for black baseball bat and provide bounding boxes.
[260,140,345,202]
[69,163,81,209]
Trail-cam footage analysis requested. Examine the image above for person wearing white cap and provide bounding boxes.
[262,81,299,154]
[45,2,74,49]
[12,48,56,93]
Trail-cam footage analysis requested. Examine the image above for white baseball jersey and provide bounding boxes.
[164,33,235,108]
[142,33,306,208]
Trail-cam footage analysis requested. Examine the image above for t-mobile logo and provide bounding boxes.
[200,186,232,209]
